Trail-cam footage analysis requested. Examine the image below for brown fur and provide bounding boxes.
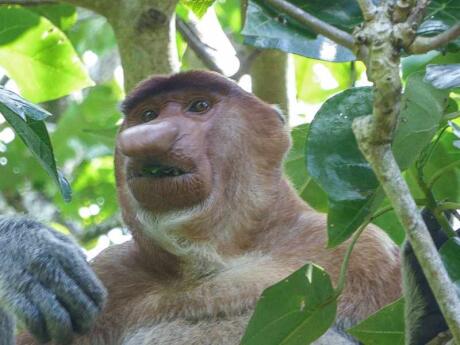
[17,71,401,345]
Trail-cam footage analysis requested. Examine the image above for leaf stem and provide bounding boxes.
[334,219,369,296]
[428,160,460,190]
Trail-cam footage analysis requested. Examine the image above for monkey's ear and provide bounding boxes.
[271,105,286,124]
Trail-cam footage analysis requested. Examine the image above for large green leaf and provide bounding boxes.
[348,298,405,345]
[284,124,328,212]
[242,0,459,62]
[305,87,378,245]
[306,72,448,246]
[242,1,356,62]
[0,88,71,201]
[0,7,93,102]
[418,131,460,204]
[241,263,336,345]
[307,87,376,202]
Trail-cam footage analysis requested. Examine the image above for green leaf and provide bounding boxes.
[241,263,337,345]
[306,72,448,246]
[327,193,383,247]
[393,72,449,170]
[29,3,78,31]
[440,237,460,284]
[402,51,460,81]
[242,1,356,62]
[0,7,93,103]
[425,64,460,90]
[419,131,460,203]
[284,124,328,212]
[348,298,405,345]
[0,88,71,201]
[67,13,116,55]
[307,87,376,202]
[180,0,215,17]
[215,0,242,34]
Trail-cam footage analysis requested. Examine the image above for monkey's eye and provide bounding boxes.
[141,110,158,122]
[188,100,210,113]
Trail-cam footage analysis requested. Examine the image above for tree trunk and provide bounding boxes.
[250,49,296,119]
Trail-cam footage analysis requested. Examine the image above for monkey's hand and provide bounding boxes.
[0,217,107,344]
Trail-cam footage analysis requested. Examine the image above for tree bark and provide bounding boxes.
[105,0,179,91]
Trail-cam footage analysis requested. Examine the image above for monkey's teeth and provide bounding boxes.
[143,166,185,177]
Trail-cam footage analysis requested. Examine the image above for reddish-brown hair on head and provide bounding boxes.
[121,70,243,115]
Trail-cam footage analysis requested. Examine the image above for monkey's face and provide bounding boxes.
[116,94,216,213]
[115,71,290,215]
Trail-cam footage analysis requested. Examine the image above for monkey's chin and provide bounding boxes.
[127,173,211,213]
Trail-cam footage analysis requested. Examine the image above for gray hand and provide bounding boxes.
[0,217,107,344]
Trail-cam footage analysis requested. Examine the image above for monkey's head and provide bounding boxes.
[116,71,290,218]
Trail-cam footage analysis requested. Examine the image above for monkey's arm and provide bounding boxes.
[0,216,107,345]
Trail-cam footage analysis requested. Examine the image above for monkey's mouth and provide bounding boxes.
[138,164,188,178]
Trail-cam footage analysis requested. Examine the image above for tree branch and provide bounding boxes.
[356,0,376,21]
[408,24,460,54]
[264,0,354,50]
[352,1,460,342]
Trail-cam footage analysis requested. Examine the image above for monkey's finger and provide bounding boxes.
[1,290,50,343]
[27,283,74,345]
[57,249,107,309]
[38,266,101,334]
[47,230,87,260]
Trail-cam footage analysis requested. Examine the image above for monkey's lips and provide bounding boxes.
[128,163,189,179]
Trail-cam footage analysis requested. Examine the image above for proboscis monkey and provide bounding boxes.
[7,71,400,345]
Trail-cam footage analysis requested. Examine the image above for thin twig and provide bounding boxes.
[264,0,355,50]
[439,202,460,212]
[408,24,460,54]
[406,0,431,27]
[176,17,224,74]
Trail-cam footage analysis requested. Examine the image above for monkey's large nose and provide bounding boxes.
[118,122,179,157]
